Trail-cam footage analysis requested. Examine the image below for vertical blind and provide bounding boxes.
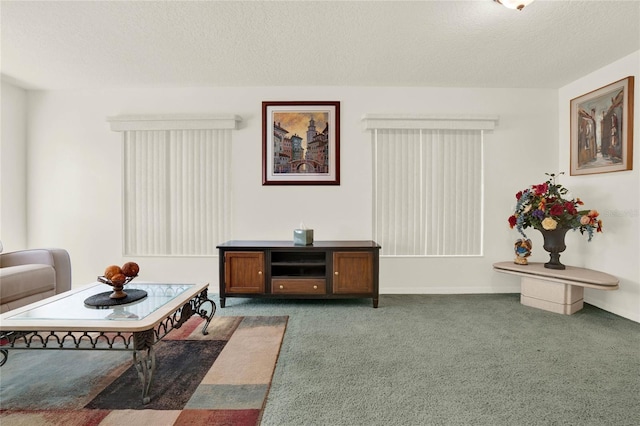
[372,128,484,256]
[123,129,232,256]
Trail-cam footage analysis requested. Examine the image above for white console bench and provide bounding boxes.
[493,262,619,315]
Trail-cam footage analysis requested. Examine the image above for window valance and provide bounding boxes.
[362,114,499,131]
[107,114,242,132]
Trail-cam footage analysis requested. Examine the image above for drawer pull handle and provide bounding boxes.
[279,285,284,289]
[334,271,339,275]
[313,285,318,289]
[258,271,262,275]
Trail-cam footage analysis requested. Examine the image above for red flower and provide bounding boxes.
[515,191,523,200]
[534,182,548,196]
[549,204,565,216]
[564,202,577,215]
[508,215,517,228]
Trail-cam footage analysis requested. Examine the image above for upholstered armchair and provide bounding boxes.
[0,247,72,313]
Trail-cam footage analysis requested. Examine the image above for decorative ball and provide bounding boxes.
[111,273,126,285]
[122,262,140,277]
[104,265,123,280]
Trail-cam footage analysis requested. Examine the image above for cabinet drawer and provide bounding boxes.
[272,279,326,294]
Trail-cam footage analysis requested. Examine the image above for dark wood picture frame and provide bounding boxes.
[262,101,340,185]
[570,76,634,175]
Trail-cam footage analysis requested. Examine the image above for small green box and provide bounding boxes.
[293,229,314,245]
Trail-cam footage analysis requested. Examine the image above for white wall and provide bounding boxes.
[25,86,556,300]
[0,80,28,251]
[558,51,640,322]
[9,57,637,322]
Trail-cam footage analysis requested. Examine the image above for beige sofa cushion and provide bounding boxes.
[0,264,56,304]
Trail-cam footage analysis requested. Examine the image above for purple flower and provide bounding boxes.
[532,209,545,220]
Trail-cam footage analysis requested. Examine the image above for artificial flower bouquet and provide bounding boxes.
[508,173,602,241]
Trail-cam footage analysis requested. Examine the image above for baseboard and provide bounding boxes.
[585,298,640,323]
[208,288,637,322]
[379,286,520,295]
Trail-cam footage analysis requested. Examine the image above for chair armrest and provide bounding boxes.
[48,249,72,294]
[0,248,72,295]
[0,249,54,268]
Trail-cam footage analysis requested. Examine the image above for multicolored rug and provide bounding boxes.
[0,315,288,425]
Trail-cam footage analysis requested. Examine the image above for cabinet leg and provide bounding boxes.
[373,297,378,308]
[220,297,226,308]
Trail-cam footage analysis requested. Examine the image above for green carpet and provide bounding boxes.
[217,294,640,426]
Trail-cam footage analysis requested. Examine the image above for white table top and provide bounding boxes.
[0,281,208,332]
[493,262,619,289]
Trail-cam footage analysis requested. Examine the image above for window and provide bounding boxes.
[363,114,498,257]
[109,115,241,256]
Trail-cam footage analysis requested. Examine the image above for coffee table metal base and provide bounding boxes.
[0,288,216,404]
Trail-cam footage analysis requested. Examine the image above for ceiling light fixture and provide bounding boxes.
[494,0,534,11]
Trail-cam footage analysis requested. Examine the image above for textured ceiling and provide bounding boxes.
[1,0,639,90]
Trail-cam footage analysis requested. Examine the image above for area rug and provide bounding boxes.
[0,315,288,426]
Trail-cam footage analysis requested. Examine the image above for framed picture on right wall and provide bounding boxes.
[570,76,634,175]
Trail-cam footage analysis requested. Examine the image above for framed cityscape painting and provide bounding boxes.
[262,101,340,185]
[570,76,634,175]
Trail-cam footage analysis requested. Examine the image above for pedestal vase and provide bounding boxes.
[538,227,569,270]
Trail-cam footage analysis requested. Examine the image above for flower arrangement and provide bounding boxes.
[508,173,602,241]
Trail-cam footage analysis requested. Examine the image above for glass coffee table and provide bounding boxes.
[0,281,216,404]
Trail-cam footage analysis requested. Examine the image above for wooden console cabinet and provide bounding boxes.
[217,240,381,308]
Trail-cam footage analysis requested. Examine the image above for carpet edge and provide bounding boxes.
[256,316,289,426]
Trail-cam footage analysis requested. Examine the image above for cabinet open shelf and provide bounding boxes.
[271,267,326,277]
[271,252,325,263]
[271,251,326,279]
